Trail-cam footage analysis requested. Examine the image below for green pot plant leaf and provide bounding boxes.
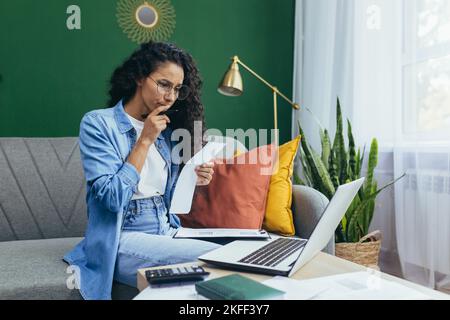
[294,98,405,265]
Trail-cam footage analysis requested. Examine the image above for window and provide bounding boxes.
[403,0,450,139]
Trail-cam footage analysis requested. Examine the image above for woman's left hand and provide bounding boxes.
[195,162,215,186]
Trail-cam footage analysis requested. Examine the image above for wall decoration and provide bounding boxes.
[116,0,176,43]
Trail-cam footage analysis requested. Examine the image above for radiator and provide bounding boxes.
[396,170,450,275]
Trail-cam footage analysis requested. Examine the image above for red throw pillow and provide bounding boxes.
[179,144,276,229]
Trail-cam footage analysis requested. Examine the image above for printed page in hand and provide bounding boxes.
[169,142,226,214]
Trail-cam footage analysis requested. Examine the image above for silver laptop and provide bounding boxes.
[198,178,365,277]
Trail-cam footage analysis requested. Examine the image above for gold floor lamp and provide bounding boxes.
[218,55,300,144]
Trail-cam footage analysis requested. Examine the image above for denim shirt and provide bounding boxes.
[63,100,181,300]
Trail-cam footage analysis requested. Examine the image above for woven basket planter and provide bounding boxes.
[335,230,382,269]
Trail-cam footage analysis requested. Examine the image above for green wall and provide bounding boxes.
[0,0,295,143]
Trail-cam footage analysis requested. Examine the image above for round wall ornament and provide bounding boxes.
[116,0,176,43]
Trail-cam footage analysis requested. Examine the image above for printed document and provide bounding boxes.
[262,272,433,300]
[169,142,226,214]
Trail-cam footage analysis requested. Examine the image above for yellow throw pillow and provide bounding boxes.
[263,135,301,236]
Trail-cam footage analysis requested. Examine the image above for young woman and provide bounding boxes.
[64,42,221,300]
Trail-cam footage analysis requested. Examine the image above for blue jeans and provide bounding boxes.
[113,196,221,287]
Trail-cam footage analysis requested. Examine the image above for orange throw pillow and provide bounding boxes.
[179,144,276,229]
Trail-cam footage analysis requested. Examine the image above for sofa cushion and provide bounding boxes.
[0,237,84,299]
[263,136,301,236]
[0,237,139,300]
[292,185,335,255]
[0,138,87,241]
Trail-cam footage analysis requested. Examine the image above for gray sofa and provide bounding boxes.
[0,137,332,300]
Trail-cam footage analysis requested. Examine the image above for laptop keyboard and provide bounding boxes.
[238,238,307,267]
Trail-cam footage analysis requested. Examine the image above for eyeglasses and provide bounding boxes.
[148,76,191,101]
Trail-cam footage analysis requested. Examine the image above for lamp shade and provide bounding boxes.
[218,61,243,96]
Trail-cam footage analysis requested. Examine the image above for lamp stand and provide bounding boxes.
[273,89,279,146]
[219,56,300,146]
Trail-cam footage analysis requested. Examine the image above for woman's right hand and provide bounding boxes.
[140,106,171,145]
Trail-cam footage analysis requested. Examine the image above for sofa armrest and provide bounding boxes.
[292,185,335,255]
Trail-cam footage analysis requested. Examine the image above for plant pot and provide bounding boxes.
[335,230,382,269]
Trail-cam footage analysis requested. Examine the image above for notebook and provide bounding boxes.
[195,274,285,300]
[173,228,271,240]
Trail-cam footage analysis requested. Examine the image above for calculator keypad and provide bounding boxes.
[145,265,209,284]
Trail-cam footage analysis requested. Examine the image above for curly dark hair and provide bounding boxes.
[107,41,206,153]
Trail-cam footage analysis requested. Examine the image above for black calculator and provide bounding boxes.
[145,265,210,285]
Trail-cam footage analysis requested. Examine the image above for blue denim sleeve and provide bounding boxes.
[79,113,140,213]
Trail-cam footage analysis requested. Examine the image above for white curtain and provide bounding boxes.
[293,0,450,291]
[292,0,356,151]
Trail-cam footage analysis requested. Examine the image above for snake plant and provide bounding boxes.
[295,98,404,243]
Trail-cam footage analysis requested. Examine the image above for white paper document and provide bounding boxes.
[262,272,433,300]
[135,271,438,300]
[169,142,226,214]
[134,282,207,300]
[173,228,271,239]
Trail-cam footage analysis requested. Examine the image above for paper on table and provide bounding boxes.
[173,228,270,239]
[262,276,330,300]
[169,142,226,214]
[263,272,433,300]
[134,282,208,300]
